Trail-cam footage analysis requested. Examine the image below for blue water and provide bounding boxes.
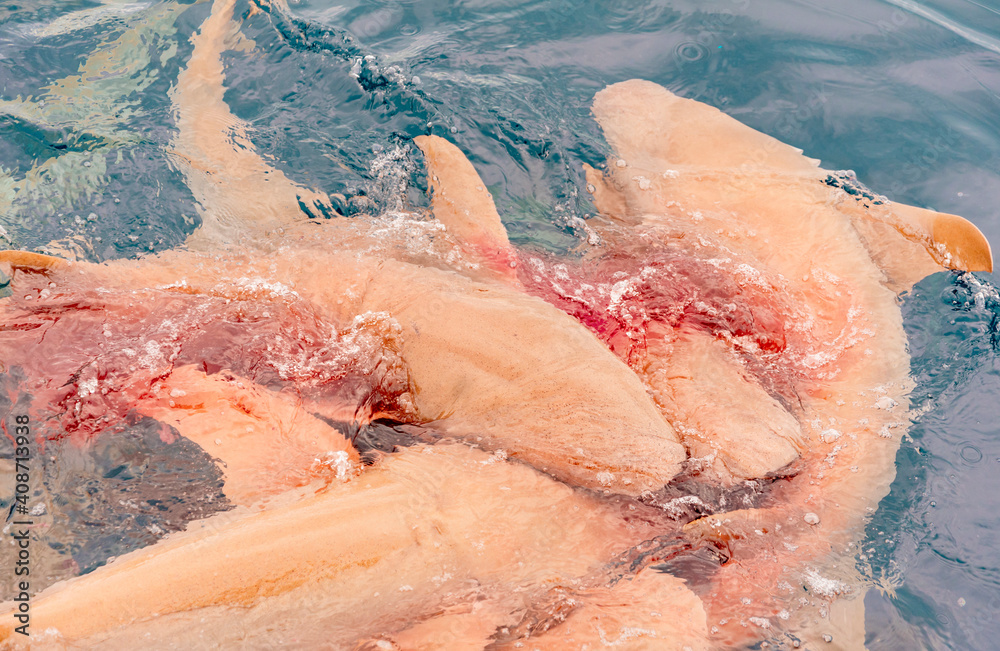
[1,1,999,648]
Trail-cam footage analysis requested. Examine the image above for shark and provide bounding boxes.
[0,0,992,649]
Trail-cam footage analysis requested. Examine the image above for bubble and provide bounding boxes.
[960,444,983,465]
[804,512,820,525]
[675,41,708,62]
[875,396,897,410]
[355,15,386,37]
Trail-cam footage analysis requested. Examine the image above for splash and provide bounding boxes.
[0,268,413,447]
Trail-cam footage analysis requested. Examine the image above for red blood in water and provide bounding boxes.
[516,243,803,400]
[0,270,409,446]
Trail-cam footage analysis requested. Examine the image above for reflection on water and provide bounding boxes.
[0,382,232,587]
[864,271,1000,649]
[1,0,999,648]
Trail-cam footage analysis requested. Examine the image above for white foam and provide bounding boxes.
[820,428,842,443]
[803,569,848,597]
[24,2,149,39]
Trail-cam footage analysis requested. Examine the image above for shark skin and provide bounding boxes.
[0,244,686,499]
[1,1,994,649]
[0,0,685,500]
[0,2,697,647]
[521,80,992,648]
[0,442,697,649]
[400,82,993,647]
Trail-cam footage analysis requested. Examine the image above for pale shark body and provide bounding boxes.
[0,0,992,649]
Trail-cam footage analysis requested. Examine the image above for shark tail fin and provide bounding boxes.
[170,0,338,249]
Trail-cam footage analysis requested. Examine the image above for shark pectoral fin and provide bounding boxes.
[0,250,70,273]
[592,79,821,175]
[652,332,802,482]
[839,198,993,290]
[413,135,518,279]
[891,202,993,273]
[136,364,360,506]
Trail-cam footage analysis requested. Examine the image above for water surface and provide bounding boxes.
[2,1,999,648]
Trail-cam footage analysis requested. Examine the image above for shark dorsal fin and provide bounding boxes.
[592,79,820,174]
[414,135,517,281]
